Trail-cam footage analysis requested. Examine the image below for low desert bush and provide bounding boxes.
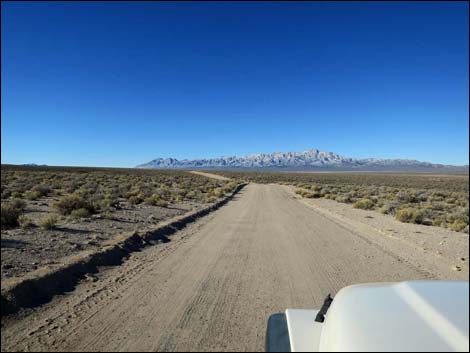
[296,189,321,198]
[1,189,12,199]
[380,202,400,215]
[18,215,34,229]
[335,195,353,203]
[445,210,469,232]
[32,184,51,197]
[1,203,22,228]
[143,194,156,205]
[173,194,184,202]
[395,208,424,224]
[128,194,144,205]
[54,194,95,215]
[396,191,417,203]
[155,199,168,207]
[205,195,217,203]
[10,198,26,211]
[446,209,469,224]
[353,198,376,210]
[222,182,237,194]
[70,208,91,219]
[212,188,224,198]
[101,211,115,220]
[98,195,119,211]
[65,180,81,193]
[295,189,306,196]
[39,214,59,229]
[144,194,167,207]
[430,202,446,211]
[312,184,322,192]
[11,191,24,198]
[186,190,196,199]
[24,190,42,200]
[432,216,446,227]
[448,220,467,232]
[304,191,322,198]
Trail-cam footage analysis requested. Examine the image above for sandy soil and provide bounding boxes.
[1,184,467,352]
[1,197,208,279]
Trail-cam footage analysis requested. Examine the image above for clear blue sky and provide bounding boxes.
[1,1,468,167]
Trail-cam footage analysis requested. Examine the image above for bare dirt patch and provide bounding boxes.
[1,197,199,279]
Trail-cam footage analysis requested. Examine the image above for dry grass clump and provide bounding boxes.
[395,208,424,224]
[70,208,91,219]
[24,190,42,200]
[9,198,26,211]
[379,201,400,215]
[305,192,322,199]
[1,203,22,229]
[295,189,321,198]
[18,215,35,229]
[144,194,168,207]
[39,214,59,230]
[353,198,376,210]
[32,184,52,197]
[128,194,145,205]
[448,220,467,232]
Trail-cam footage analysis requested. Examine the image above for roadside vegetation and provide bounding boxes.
[1,165,239,230]
[214,171,469,233]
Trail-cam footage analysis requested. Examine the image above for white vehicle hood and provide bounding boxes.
[316,281,469,352]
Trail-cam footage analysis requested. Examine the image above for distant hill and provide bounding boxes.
[136,149,469,172]
[21,163,48,167]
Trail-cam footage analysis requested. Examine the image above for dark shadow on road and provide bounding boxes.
[1,239,27,249]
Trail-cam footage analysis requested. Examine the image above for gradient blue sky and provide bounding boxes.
[1,1,469,167]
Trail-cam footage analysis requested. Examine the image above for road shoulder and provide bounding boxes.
[283,185,469,280]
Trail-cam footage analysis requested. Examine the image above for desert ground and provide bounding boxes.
[1,172,468,352]
[1,166,237,279]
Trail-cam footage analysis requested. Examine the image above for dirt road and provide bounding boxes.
[1,184,464,352]
[190,170,230,180]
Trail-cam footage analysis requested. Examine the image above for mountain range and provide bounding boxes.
[136,149,469,172]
